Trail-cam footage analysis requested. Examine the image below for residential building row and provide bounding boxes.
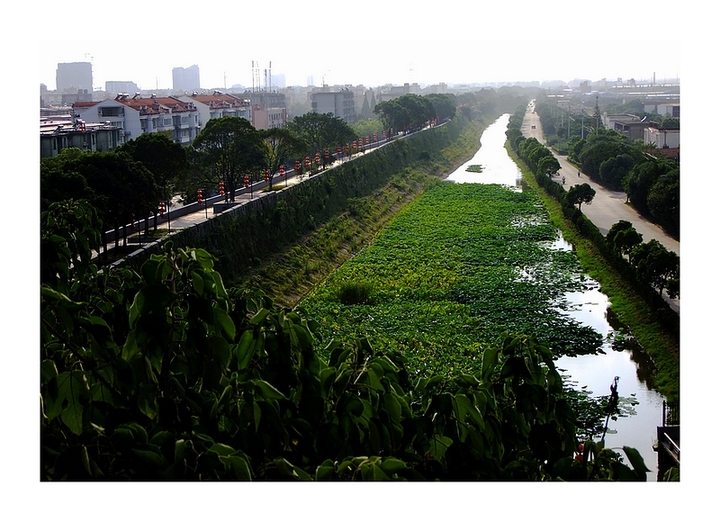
[41,90,290,158]
[41,84,367,157]
[602,104,680,150]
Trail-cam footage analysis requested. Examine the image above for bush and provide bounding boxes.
[337,280,374,305]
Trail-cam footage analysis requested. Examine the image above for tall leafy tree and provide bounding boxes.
[191,116,265,202]
[286,112,356,159]
[565,183,596,212]
[647,169,680,237]
[41,148,161,247]
[359,92,372,120]
[375,94,437,133]
[425,93,456,122]
[577,130,639,181]
[629,239,679,298]
[118,133,189,200]
[623,157,666,215]
[599,153,634,191]
[41,148,94,211]
[259,127,305,190]
[606,220,643,257]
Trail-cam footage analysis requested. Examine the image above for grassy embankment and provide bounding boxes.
[241,117,490,307]
[506,143,680,402]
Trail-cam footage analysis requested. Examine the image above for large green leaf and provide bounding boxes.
[213,307,236,339]
[234,330,255,370]
[227,455,253,480]
[481,348,499,382]
[252,379,287,401]
[622,446,650,478]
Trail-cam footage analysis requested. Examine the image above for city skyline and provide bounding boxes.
[39,37,681,92]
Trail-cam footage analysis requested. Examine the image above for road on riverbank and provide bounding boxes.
[520,104,679,313]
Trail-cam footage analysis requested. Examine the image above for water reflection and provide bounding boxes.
[446,114,523,190]
[447,114,665,481]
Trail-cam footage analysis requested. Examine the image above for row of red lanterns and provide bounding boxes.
[161,129,396,213]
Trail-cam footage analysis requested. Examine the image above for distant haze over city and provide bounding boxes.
[39,38,680,92]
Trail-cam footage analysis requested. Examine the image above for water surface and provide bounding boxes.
[446,114,665,480]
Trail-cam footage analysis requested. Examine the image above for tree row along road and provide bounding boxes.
[97,126,428,258]
[521,105,679,313]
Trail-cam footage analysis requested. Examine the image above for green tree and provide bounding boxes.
[374,94,437,133]
[599,153,634,190]
[647,169,680,237]
[118,133,189,200]
[606,220,643,257]
[191,116,266,202]
[577,130,639,181]
[566,183,596,212]
[538,155,561,178]
[425,93,457,122]
[41,148,94,211]
[359,92,371,120]
[259,127,305,190]
[623,156,674,216]
[286,112,356,161]
[40,202,651,481]
[41,148,162,247]
[660,117,679,130]
[629,239,679,298]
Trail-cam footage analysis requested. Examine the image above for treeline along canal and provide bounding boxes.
[299,114,665,480]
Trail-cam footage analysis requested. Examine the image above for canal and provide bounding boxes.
[447,114,665,480]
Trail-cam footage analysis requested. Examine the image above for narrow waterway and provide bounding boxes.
[447,114,664,480]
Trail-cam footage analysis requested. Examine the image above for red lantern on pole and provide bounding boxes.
[279,164,285,176]
[244,175,249,188]
[264,169,269,182]
[159,202,165,216]
[314,152,320,165]
[219,181,225,196]
[305,156,311,168]
[295,160,301,172]
[373,133,377,142]
[365,136,369,145]
[383,130,387,139]
[337,146,342,156]
[197,190,203,205]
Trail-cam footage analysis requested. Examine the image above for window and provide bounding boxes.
[100,106,124,118]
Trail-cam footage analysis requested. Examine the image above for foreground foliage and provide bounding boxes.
[41,200,651,480]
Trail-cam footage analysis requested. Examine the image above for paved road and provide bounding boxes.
[521,103,679,313]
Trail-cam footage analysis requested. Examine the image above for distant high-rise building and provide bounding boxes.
[311,89,356,123]
[271,73,286,89]
[105,81,141,94]
[56,62,93,92]
[173,65,201,92]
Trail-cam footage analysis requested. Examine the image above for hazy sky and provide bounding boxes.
[38,38,681,91]
[36,2,685,91]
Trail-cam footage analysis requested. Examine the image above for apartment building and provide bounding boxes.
[40,117,122,158]
[176,92,252,128]
[72,93,199,145]
[311,88,356,123]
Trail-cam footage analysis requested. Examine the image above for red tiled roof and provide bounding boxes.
[118,96,196,114]
[190,93,250,107]
[72,101,99,108]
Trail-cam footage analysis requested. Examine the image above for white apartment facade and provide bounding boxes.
[73,94,199,145]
